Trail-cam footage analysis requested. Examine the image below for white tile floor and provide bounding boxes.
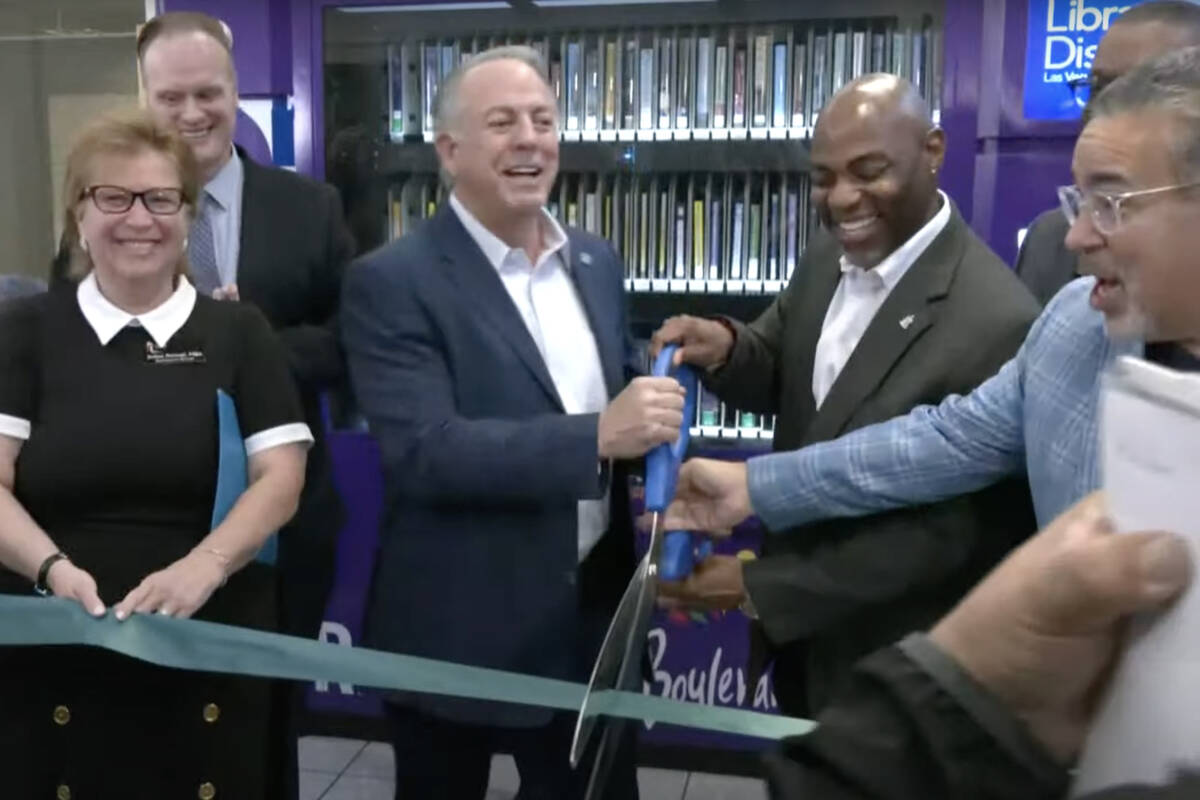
[299,736,769,800]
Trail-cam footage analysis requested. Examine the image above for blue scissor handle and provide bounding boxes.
[644,345,707,582]
[660,531,713,583]
[644,345,696,512]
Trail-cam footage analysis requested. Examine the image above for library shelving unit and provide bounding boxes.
[322,0,943,448]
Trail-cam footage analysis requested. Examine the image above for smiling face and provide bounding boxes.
[809,84,944,269]
[75,148,189,287]
[1066,110,1200,343]
[435,58,559,229]
[140,31,238,183]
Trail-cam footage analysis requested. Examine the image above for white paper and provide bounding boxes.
[1073,356,1200,795]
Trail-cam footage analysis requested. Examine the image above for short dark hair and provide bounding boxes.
[1089,45,1200,181]
[1114,1,1200,45]
[136,11,232,63]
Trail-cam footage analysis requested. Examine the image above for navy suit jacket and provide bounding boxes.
[341,206,639,726]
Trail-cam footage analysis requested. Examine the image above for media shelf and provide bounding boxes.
[378,137,811,176]
[324,0,943,257]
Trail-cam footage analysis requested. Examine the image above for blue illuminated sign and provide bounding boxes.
[1023,0,1160,121]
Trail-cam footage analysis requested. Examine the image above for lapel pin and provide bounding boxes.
[580,252,593,266]
[899,314,915,330]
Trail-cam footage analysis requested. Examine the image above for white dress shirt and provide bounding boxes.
[449,194,610,562]
[812,191,952,409]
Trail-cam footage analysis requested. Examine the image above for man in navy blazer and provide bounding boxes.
[342,46,685,799]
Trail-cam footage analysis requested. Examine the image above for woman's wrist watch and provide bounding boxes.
[34,552,69,596]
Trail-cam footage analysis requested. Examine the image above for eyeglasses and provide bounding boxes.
[1066,75,1113,111]
[1057,181,1200,236]
[82,185,185,216]
[1066,77,1094,109]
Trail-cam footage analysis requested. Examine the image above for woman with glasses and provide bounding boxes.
[0,110,311,796]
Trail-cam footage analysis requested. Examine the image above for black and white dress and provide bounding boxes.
[0,274,312,797]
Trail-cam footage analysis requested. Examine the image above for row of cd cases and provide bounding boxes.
[387,18,941,143]
[691,384,777,441]
[388,171,814,295]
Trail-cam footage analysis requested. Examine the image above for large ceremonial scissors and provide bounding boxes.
[569,344,713,796]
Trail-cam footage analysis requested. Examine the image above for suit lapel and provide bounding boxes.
[803,206,966,445]
[789,231,845,436]
[565,237,623,399]
[434,208,565,410]
[234,147,268,292]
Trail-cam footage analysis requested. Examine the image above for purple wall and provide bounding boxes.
[161,0,293,96]
[946,0,1079,266]
[292,0,316,177]
[939,0,985,225]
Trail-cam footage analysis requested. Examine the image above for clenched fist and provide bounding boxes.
[598,376,687,459]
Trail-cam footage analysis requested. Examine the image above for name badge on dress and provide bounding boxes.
[144,341,206,365]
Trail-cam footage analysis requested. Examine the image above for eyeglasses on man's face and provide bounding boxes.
[82,185,185,216]
[1067,77,1093,109]
[1057,182,1200,236]
[1066,75,1115,111]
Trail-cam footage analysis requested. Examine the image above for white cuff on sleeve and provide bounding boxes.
[0,414,31,441]
[244,423,314,456]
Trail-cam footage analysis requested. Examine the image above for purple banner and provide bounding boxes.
[632,474,779,750]
[306,431,384,717]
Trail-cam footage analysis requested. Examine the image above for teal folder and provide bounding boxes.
[213,389,277,564]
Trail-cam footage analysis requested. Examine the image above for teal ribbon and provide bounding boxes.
[0,596,814,741]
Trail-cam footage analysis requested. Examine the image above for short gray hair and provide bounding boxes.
[1089,45,1200,180]
[432,45,551,135]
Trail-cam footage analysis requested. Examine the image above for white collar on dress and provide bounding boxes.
[76,272,197,348]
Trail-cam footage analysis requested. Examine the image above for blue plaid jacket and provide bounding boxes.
[748,278,1140,530]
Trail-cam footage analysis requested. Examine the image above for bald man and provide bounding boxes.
[651,74,1041,717]
[1016,0,1200,304]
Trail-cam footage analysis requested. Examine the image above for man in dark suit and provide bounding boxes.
[1015,209,1074,306]
[46,13,354,799]
[1015,1,1200,305]
[651,74,1040,718]
[342,47,683,799]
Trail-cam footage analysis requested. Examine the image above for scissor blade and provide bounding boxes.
[646,511,663,567]
[569,554,649,767]
[572,497,673,778]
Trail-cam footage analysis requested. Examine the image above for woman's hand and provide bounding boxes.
[46,560,106,617]
[114,551,227,621]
